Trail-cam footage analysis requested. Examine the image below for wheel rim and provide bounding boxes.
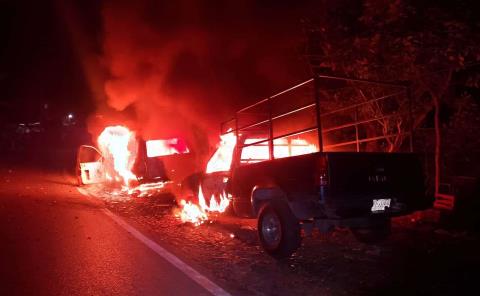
[261,211,282,249]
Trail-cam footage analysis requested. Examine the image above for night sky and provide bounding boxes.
[0,0,102,122]
[0,0,318,130]
[4,0,475,142]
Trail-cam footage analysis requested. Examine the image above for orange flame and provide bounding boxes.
[98,125,137,187]
[178,200,208,226]
[145,138,189,157]
[178,185,230,225]
[240,138,317,163]
[177,133,317,225]
[178,132,235,225]
[205,132,237,173]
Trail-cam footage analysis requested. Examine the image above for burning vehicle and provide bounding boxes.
[180,75,434,258]
[76,125,193,201]
[77,74,434,259]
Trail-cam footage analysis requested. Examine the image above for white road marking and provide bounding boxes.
[77,187,232,296]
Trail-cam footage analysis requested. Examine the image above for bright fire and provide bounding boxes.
[240,138,317,163]
[178,132,235,225]
[178,186,230,226]
[178,200,208,226]
[205,132,237,173]
[146,138,189,157]
[177,133,317,225]
[98,125,137,187]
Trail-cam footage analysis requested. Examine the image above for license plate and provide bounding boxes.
[371,198,391,212]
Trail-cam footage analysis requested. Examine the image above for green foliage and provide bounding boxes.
[309,0,479,79]
[304,0,480,151]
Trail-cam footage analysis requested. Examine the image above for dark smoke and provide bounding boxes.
[93,0,313,167]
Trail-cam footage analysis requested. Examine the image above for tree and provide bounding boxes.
[303,0,480,194]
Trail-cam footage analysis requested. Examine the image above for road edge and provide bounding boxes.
[77,187,232,296]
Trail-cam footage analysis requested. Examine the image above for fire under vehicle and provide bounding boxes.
[197,75,433,258]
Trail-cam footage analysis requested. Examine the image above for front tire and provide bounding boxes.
[258,200,301,259]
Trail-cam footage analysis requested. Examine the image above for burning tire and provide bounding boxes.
[258,200,301,258]
[350,218,391,244]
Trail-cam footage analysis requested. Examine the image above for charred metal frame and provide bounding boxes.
[220,74,414,159]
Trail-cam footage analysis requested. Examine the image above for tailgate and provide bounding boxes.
[325,152,430,217]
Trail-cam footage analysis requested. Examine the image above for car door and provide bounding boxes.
[76,145,106,185]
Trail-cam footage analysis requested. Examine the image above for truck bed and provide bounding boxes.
[230,152,432,219]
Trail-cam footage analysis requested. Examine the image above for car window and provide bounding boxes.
[240,139,270,164]
[146,138,190,157]
[240,138,317,165]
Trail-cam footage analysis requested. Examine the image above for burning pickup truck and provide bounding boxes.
[184,75,433,258]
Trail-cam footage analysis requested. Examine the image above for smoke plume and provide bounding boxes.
[92,0,311,166]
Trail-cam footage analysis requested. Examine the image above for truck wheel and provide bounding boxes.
[258,200,301,259]
[351,218,391,244]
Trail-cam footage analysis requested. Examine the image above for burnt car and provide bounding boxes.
[76,135,195,200]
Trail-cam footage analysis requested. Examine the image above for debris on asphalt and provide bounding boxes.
[103,196,480,296]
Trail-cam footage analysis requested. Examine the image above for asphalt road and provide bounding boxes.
[0,168,218,296]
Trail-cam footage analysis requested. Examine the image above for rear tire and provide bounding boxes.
[351,218,391,244]
[258,200,301,259]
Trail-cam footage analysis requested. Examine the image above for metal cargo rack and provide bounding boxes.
[221,74,415,160]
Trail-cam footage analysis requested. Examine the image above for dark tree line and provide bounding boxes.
[303,0,480,195]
